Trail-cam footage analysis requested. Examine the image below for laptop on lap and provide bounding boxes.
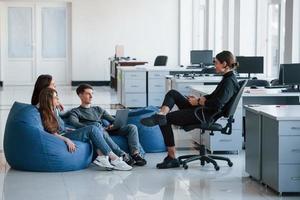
[109,109,129,131]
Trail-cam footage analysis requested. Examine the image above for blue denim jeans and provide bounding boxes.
[108,124,142,155]
[64,125,125,156]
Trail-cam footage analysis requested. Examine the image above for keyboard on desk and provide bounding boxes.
[265,85,287,89]
[186,66,202,69]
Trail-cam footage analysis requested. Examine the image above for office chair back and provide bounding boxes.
[246,79,270,87]
[183,80,247,134]
[154,55,168,66]
[222,80,247,118]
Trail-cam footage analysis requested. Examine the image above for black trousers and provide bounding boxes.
[160,90,203,147]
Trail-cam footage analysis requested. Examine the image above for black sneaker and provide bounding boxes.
[140,113,167,127]
[156,156,180,169]
[132,154,147,166]
[122,154,136,166]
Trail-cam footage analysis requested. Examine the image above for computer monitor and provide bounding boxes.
[282,63,300,85]
[280,63,300,92]
[236,56,264,75]
[278,64,284,85]
[190,50,213,65]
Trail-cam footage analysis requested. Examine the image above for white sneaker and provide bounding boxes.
[111,157,133,171]
[93,156,114,171]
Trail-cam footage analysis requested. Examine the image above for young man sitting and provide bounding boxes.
[69,84,146,166]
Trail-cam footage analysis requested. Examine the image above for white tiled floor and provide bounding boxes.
[0,86,299,200]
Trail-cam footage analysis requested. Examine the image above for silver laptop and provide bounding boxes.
[110,109,129,131]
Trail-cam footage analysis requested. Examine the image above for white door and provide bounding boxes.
[1,2,70,85]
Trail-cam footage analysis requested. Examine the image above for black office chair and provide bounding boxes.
[246,79,270,87]
[154,55,168,66]
[178,80,248,171]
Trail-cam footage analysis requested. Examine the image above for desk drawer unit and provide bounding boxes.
[148,79,165,93]
[148,71,169,79]
[279,136,300,164]
[279,165,300,192]
[124,79,146,93]
[262,116,300,193]
[121,71,146,107]
[124,93,146,108]
[148,93,164,106]
[279,121,300,136]
[124,71,145,80]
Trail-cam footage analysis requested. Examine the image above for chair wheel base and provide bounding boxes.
[183,164,188,170]
[215,166,220,171]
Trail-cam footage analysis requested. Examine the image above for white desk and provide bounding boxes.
[117,66,214,107]
[169,76,222,96]
[245,105,300,194]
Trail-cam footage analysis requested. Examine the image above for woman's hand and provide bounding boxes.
[57,102,64,111]
[65,139,76,153]
[187,96,199,106]
[198,97,206,106]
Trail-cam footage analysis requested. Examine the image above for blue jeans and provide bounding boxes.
[108,124,141,155]
[64,125,125,156]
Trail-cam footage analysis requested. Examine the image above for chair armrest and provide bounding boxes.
[194,106,222,126]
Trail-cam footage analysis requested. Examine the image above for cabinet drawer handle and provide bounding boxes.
[130,85,139,88]
[291,177,300,181]
[219,139,232,142]
[291,127,300,130]
[154,85,162,87]
[291,149,300,153]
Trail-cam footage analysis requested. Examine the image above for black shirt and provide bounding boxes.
[204,71,239,112]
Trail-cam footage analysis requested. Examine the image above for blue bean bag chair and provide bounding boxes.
[128,106,167,153]
[4,102,93,172]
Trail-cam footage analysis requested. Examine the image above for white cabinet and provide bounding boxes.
[119,69,146,107]
[147,71,169,106]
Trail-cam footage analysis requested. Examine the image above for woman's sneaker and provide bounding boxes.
[111,157,133,171]
[140,113,167,127]
[156,156,180,169]
[132,154,147,166]
[93,156,114,171]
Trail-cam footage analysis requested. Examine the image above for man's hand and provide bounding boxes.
[105,125,114,130]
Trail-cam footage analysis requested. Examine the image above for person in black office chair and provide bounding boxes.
[141,51,240,169]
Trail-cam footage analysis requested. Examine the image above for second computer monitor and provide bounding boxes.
[281,63,300,85]
[190,50,213,65]
[236,56,264,74]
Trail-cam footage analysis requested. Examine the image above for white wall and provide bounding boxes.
[72,0,179,81]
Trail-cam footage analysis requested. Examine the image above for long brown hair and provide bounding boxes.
[39,88,59,134]
[31,74,53,105]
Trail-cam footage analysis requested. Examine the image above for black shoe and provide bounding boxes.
[140,114,167,127]
[132,154,147,166]
[122,154,136,166]
[156,156,180,169]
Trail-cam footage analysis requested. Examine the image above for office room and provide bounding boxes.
[0,0,300,199]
